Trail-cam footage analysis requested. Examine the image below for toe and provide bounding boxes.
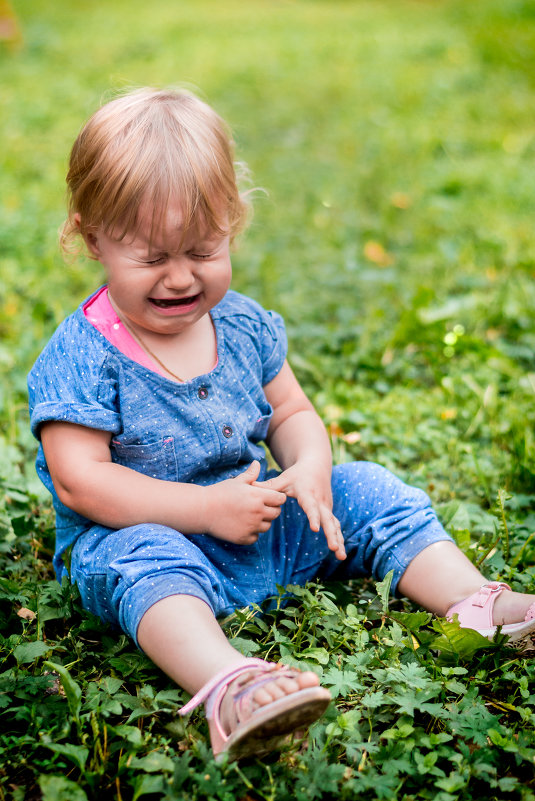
[295,670,321,689]
[254,683,285,705]
[252,669,320,707]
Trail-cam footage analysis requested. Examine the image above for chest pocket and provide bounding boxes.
[111,437,178,482]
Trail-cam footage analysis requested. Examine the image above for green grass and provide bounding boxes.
[2,0,535,798]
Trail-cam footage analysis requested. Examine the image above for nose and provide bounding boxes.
[162,256,196,292]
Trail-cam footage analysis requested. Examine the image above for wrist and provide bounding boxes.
[199,484,216,534]
[295,454,332,475]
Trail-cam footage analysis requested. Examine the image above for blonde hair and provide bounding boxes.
[61,87,251,254]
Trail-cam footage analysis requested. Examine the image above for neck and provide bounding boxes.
[107,292,185,383]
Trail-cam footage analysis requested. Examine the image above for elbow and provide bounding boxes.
[53,478,83,513]
[50,470,91,517]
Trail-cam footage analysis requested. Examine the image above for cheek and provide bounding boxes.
[220,265,232,288]
[107,273,140,301]
[221,258,232,280]
[203,261,231,287]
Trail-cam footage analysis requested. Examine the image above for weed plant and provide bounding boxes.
[1,1,535,799]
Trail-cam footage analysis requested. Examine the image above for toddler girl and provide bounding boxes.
[28,88,535,762]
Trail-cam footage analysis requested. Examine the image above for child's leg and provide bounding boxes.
[137,594,322,730]
[397,539,535,624]
[283,462,535,630]
[70,523,330,758]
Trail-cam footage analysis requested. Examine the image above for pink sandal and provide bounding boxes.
[178,657,331,762]
[446,582,535,645]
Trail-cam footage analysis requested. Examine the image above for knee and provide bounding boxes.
[332,461,434,525]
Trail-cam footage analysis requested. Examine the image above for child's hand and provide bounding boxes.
[256,463,346,561]
[203,461,286,545]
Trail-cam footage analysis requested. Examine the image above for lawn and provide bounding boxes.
[1,0,535,799]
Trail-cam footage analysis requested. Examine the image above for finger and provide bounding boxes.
[261,489,287,507]
[237,532,259,545]
[254,474,289,493]
[298,493,322,532]
[320,509,346,560]
[329,519,345,558]
[262,504,283,522]
[236,460,261,484]
[331,515,347,561]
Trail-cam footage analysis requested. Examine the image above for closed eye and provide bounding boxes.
[144,255,167,265]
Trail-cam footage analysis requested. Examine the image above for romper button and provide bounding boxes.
[222,425,233,438]
[198,386,209,400]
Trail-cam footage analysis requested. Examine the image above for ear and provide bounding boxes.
[75,214,102,260]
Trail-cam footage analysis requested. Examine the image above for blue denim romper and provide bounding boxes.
[28,288,451,646]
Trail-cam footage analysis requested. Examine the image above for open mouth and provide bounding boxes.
[149,294,200,309]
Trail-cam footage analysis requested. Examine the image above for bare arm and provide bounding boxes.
[259,361,346,560]
[40,422,286,545]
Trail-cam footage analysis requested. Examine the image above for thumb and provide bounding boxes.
[236,460,261,484]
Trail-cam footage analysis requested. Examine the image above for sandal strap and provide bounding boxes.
[178,658,267,717]
[471,582,511,608]
[231,663,298,722]
[446,581,512,629]
[178,658,305,755]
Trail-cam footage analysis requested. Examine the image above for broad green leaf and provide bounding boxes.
[451,528,473,553]
[430,619,498,658]
[445,679,468,695]
[298,647,330,665]
[487,727,511,747]
[13,640,52,664]
[112,724,145,747]
[278,644,323,676]
[129,752,175,773]
[391,690,444,718]
[388,611,432,632]
[322,667,356,697]
[102,676,124,694]
[229,635,261,656]
[132,774,166,801]
[435,771,468,793]
[360,691,385,709]
[39,775,88,801]
[381,722,414,740]
[155,688,181,705]
[413,749,444,777]
[319,594,342,615]
[498,777,521,792]
[44,743,89,771]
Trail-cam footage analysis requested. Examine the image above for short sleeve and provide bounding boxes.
[213,291,289,387]
[28,313,121,440]
[259,309,288,385]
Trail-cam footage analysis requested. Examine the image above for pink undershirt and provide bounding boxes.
[83,286,169,378]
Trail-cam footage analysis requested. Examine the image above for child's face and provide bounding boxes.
[82,201,232,338]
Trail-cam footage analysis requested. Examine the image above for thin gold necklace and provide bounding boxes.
[117,311,185,383]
